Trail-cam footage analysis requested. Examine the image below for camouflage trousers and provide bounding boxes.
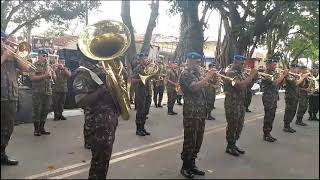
[84,110,94,147]
[52,92,66,118]
[262,95,277,135]
[135,92,147,127]
[32,93,51,123]
[167,89,177,112]
[153,86,164,106]
[129,85,135,103]
[181,118,205,161]
[296,94,309,119]
[88,108,118,179]
[1,101,17,157]
[224,96,245,145]
[145,95,152,116]
[245,90,253,109]
[283,95,299,127]
[206,91,216,113]
[308,94,319,114]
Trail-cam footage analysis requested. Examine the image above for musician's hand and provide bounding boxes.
[283,69,289,76]
[250,69,258,77]
[206,68,217,79]
[302,73,309,79]
[58,64,64,69]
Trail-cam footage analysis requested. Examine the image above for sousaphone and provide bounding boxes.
[78,20,131,120]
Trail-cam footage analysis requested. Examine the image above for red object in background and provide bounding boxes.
[245,58,257,69]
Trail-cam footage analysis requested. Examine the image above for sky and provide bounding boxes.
[8,1,224,41]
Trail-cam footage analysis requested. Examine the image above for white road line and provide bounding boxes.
[48,110,284,179]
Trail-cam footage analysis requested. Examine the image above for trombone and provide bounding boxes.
[2,40,38,71]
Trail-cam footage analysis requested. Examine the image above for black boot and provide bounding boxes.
[313,113,319,121]
[142,126,151,135]
[263,134,277,142]
[40,121,50,135]
[206,112,215,120]
[308,112,313,121]
[34,122,41,136]
[246,108,252,112]
[225,143,240,156]
[136,125,146,136]
[1,155,18,166]
[283,125,296,133]
[60,115,67,120]
[190,159,205,176]
[295,117,308,126]
[158,103,163,108]
[180,160,194,179]
[234,144,245,154]
[53,114,60,121]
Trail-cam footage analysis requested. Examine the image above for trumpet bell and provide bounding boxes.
[17,42,31,58]
[139,74,151,85]
[78,20,131,61]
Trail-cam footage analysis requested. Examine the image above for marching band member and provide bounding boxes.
[153,61,166,108]
[205,62,218,120]
[166,62,179,115]
[261,59,288,142]
[308,62,319,121]
[224,55,258,156]
[179,52,217,178]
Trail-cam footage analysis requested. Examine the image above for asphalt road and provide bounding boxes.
[1,93,319,179]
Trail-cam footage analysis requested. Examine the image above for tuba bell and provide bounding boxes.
[78,20,131,120]
[139,62,159,84]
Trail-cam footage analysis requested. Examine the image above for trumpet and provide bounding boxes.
[245,68,274,80]
[217,73,236,86]
[276,68,300,78]
[2,40,38,71]
[139,62,159,84]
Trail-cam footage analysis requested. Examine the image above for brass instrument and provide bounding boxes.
[139,62,159,84]
[245,68,274,80]
[217,73,236,86]
[2,40,37,71]
[78,20,131,120]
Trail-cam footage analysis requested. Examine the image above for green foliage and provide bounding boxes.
[1,0,101,35]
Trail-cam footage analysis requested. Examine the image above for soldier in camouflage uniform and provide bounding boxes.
[261,59,288,142]
[295,65,310,126]
[52,57,71,121]
[30,50,55,136]
[153,62,166,108]
[179,52,217,178]
[166,62,179,115]
[308,63,319,121]
[1,32,30,165]
[283,64,308,133]
[73,53,119,179]
[205,63,218,120]
[131,54,151,136]
[224,55,258,156]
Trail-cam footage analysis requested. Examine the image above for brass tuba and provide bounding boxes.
[78,20,131,120]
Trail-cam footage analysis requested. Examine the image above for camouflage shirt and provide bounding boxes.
[284,76,299,98]
[179,67,207,119]
[166,68,179,91]
[261,72,280,97]
[132,64,147,95]
[52,68,70,92]
[31,61,52,95]
[72,61,118,113]
[1,54,19,101]
[224,68,246,101]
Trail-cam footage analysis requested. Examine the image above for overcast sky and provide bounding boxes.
[8,1,224,40]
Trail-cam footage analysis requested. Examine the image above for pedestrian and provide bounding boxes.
[179,52,217,178]
[1,31,31,165]
[261,59,288,142]
[52,56,71,121]
[166,62,179,115]
[308,62,319,121]
[224,55,258,156]
[73,48,119,179]
[30,50,55,136]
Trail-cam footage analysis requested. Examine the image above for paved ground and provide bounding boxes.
[1,93,319,179]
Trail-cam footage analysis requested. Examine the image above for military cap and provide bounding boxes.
[299,64,307,69]
[290,63,299,68]
[186,52,202,61]
[265,59,279,64]
[233,55,246,62]
[59,56,65,60]
[312,61,319,69]
[38,50,48,56]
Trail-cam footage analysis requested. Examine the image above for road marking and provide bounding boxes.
[47,109,284,179]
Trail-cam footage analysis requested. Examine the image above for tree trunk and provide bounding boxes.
[121,0,136,75]
[140,0,159,55]
[215,15,222,68]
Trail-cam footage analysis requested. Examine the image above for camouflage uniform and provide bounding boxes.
[166,68,179,113]
[308,75,319,120]
[132,64,148,130]
[245,87,253,110]
[153,68,165,107]
[1,55,18,160]
[261,73,279,135]
[31,61,52,132]
[179,68,207,163]
[224,68,246,147]
[83,109,94,148]
[296,79,310,123]
[52,67,69,119]
[283,76,299,127]
[73,61,119,179]
[205,79,218,116]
